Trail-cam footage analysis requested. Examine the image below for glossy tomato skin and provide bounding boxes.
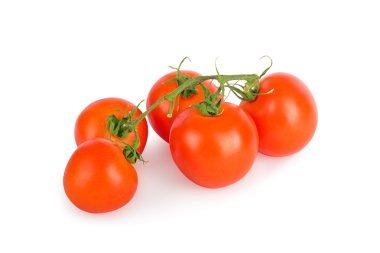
[74,97,148,153]
[240,72,318,157]
[169,102,258,188]
[147,70,217,142]
[63,139,138,213]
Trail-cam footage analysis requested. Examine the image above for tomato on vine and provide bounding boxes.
[74,97,148,154]
[169,102,259,188]
[240,72,318,156]
[63,139,138,213]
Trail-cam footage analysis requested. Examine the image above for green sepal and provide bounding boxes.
[104,114,120,138]
[104,100,144,139]
[162,71,199,99]
[193,84,221,116]
[122,144,146,164]
[166,57,200,99]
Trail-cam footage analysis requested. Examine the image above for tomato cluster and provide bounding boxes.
[64,98,148,213]
[63,61,318,214]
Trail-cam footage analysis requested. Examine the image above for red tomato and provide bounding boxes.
[169,102,258,188]
[74,97,148,153]
[240,72,318,156]
[146,70,217,142]
[63,139,138,213]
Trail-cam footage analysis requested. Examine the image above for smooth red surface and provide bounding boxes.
[169,102,259,188]
[146,70,217,142]
[240,72,318,156]
[74,97,148,153]
[63,139,138,213]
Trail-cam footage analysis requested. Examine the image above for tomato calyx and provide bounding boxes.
[104,101,145,164]
[105,114,134,138]
[105,101,144,139]
[123,145,144,164]
[120,130,146,164]
[225,75,260,101]
[164,74,199,99]
[192,84,222,116]
[168,72,199,99]
[225,56,274,102]
[166,57,200,99]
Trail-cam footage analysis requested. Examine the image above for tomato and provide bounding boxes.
[169,102,258,188]
[63,139,138,213]
[240,72,318,156]
[146,70,217,142]
[74,97,148,153]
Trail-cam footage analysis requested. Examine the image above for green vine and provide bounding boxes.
[104,56,273,163]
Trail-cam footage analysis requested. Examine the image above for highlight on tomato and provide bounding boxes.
[146,70,217,142]
[240,72,318,156]
[63,138,138,213]
[74,97,148,154]
[169,102,259,188]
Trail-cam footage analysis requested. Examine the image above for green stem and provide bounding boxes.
[131,73,260,127]
[106,57,273,164]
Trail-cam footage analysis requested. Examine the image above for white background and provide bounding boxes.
[1,0,379,252]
